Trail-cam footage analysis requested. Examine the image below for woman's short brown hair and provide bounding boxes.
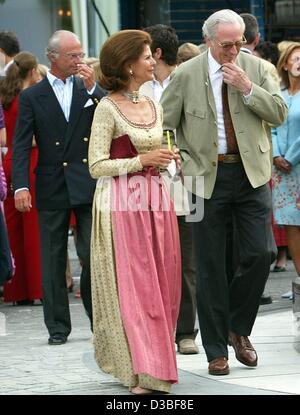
[99,30,151,91]
[277,42,300,89]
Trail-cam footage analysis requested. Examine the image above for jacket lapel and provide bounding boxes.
[36,78,68,133]
[202,52,217,120]
[65,77,88,144]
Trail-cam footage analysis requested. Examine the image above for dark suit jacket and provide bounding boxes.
[12,76,105,210]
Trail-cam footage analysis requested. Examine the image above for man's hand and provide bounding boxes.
[173,147,181,171]
[15,189,32,212]
[76,63,95,91]
[273,156,292,173]
[222,62,252,95]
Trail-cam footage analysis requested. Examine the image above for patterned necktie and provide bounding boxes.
[222,82,239,154]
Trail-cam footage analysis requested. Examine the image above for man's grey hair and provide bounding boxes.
[202,9,245,40]
[46,30,80,58]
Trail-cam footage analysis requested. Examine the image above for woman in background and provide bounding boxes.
[0,51,42,305]
[272,43,300,299]
[0,102,13,288]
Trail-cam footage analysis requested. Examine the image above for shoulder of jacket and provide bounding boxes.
[175,53,206,76]
[19,84,38,100]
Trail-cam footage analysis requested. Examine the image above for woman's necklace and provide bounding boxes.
[122,90,140,104]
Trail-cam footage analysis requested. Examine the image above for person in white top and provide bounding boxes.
[140,24,177,101]
[0,31,20,77]
[141,24,199,356]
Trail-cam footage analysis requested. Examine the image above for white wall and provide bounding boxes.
[93,0,120,54]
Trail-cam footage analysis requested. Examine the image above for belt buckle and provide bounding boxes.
[218,154,240,163]
[224,154,237,163]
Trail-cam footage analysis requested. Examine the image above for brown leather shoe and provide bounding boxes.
[208,357,230,375]
[229,331,257,367]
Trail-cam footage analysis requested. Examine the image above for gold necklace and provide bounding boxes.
[122,90,140,104]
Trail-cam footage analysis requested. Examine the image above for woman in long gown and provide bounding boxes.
[88,30,182,394]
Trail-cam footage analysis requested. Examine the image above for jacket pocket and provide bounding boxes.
[259,141,270,153]
[185,108,206,119]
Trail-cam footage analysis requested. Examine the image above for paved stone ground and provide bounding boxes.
[0,237,298,397]
[262,263,295,311]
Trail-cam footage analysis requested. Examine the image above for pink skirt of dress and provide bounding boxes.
[111,168,181,383]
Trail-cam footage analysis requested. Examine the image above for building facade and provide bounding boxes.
[0,0,300,67]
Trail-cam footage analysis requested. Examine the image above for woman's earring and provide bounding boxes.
[129,69,133,76]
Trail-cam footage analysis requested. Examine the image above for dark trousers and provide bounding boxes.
[175,215,198,343]
[225,215,239,285]
[192,163,276,362]
[38,205,93,337]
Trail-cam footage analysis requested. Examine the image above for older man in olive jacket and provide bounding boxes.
[161,10,287,376]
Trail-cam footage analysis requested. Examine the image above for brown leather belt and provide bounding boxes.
[218,153,241,163]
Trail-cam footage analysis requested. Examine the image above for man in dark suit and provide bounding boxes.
[12,30,105,345]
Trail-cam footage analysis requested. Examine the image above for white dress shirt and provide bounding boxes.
[15,72,96,195]
[47,72,74,121]
[3,60,14,75]
[207,49,228,154]
[207,49,252,154]
[152,76,171,102]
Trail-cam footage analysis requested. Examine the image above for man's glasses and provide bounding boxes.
[215,36,247,50]
[64,52,86,60]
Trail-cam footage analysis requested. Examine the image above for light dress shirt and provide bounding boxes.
[208,49,252,154]
[208,49,228,154]
[0,59,14,76]
[47,72,97,121]
[15,72,96,194]
[47,72,74,121]
[152,76,171,102]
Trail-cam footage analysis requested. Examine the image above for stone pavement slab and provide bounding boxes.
[0,299,298,396]
[0,240,299,396]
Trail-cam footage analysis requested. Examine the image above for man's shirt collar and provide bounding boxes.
[208,49,222,75]
[47,71,74,86]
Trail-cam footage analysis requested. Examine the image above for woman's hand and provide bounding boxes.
[273,156,291,173]
[139,148,178,168]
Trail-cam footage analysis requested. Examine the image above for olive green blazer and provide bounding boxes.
[160,51,287,199]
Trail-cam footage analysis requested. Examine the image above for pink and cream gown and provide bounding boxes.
[88,96,181,392]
